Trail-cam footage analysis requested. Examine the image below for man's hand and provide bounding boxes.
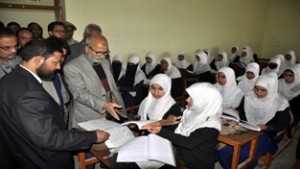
[103,102,122,121]
[96,130,110,143]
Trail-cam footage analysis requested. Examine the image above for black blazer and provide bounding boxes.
[0,65,97,169]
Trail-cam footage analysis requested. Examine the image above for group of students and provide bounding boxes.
[107,48,299,169]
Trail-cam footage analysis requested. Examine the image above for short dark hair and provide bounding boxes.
[46,36,70,56]
[47,21,65,32]
[20,39,63,61]
[7,22,21,29]
[0,28,16,39]
[0,21,5,31]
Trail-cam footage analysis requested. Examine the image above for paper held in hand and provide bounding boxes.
[117,134,176,167]
[122,119,181,130]
[221,109,261,132]
[78,118,135,148]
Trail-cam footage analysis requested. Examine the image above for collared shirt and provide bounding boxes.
[20,64,42,84]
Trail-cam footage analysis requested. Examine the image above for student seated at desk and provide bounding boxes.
[215,67,244,111]
[145,83,222,169]
[278,64,300,122]
[112,55,125,86]
[119,55,146,107]
[109,74,182,169]
[141,52,161,84]
[161,56,184,98]
[193,51,212,83]
[217,72,292,169]
[175,51,193,74]
[237,62,260,94]
[138,74,182,131]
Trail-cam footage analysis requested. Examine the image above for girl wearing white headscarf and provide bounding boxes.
[261,56,282,77]
[161,57,183,97]
[119,55,146,107]
[193,51,212,82]
[228,46,240,63]
[278,64,300,120]
[239,47,254,67]
[138,74,182,129]
[215,67,244,111]
[284,50,297,68]
[237,62,260,93]
[215,52,229,71]
[112,55,125,86]
[218,72,291,169]
[175,51,193,71]
[146,83,222,169]
[141,52,161,80]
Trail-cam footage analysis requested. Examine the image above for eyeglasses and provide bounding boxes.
[88,46,110,56]
[0,44,19,51]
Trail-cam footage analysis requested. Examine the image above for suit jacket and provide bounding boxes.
[0,55,22,79]
[63,54,127,128]
[0,65,97,169]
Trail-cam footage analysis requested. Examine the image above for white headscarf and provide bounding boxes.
[112,55,125,80]
[175,83,222,136]
[128,55,146,86]
[261,57,281,76]
[138,74,176,120]
[228,46,239,62]
[285,50,296,68]
[193,51,211,74]
[215,67,243,110]
[162,56,181,79]
[203,48,214,64]
[145,52,158,75]
[175,51,192,69]
[240,47,254,66]
[215,52,229,70]
[278,64,300,101]
[238,62,260,93]
[244,72,289,125]
[275,54,286,76]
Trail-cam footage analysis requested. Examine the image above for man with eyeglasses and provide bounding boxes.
[47,21,65,39]
[64,35,127,129]
[0,28,22,79]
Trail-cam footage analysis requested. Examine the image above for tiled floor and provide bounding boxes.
[74,129,300,169]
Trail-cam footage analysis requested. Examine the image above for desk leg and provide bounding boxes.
[249,137,259,160]
[232,144,241,169]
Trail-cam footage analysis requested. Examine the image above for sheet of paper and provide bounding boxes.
[122,120,156,129]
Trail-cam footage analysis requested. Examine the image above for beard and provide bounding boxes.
[36,61,55,81]
[87,52,105,64]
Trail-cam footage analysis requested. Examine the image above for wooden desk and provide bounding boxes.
[218,131,261,169]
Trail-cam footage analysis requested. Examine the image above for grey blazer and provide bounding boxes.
[64,54,127,128]
[0,56,22,79]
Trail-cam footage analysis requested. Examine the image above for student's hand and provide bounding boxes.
[257,124,268,131]
[167,115,182,122]
[96,130,110,142]
[103,102,121,121]
[229,108,239,115]
[146,126,162,134]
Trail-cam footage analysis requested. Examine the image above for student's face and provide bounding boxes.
[150,83,165,99]
[37,52,63,80]
[195,55,200,62]
[186,96,193,109]
[231,47,237,53]
[254,86,268,98]
[246,71,255,80]
[161,60,169,71]
[49,25,65,39]
[284,54,292,61]
[241,51,247,57]
[18,30,33,47]
[284,70,294,84]
[146,57,152,64]
[217,72,226,85]
[217,54,223,61]
[178,55,184,61]
[0,36,17,60]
